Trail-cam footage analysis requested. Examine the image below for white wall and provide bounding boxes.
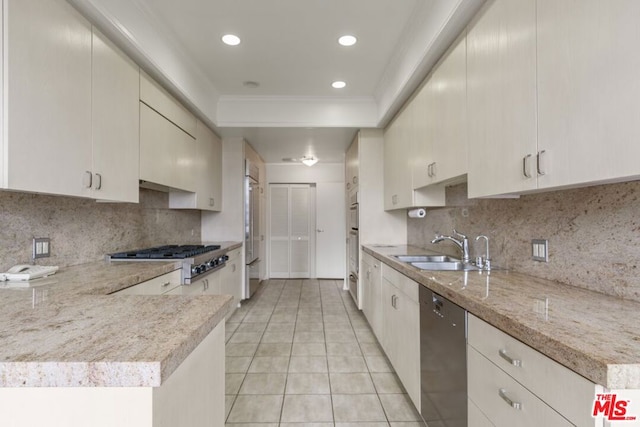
[266,163,345,184]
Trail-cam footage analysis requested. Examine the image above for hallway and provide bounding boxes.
[224,279,426,426]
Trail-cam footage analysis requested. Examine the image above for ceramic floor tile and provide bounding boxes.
[335,423,390,427]
[270,313,298,323]
[379,394,422,422]
[326,342,362,356]
[325,330,358,343]
[255,342,292,357]
[235,322,267,333]
[365,355,394,373]
[226,395,283,423]
[225,424,279,427]
[225,394,236,421]
[225,342,259,357]
[297,314,323,323]
[371,372,405,394]
[228,332,263,344]
[261,330,294,343]
[265,322,295,333]
[330,373,376,394]
[389,423,427,427]
[247,356,290,373]
[291,342,327,356]
[332,394,387,422]
[324,322,354,332]
[328,355,368,373]
[360,342,385,357]
[280,424,334,427]
[294,322,324,332]
[281,394,334,423]
[293,330,325,343]
[289,356,328,373]
[323,314,350,323]
[225,373,245,394]
[238,373,287,394]
[286,373,331,394]
[355,329,378,343]
[242,312,272,323]
[226,357,252,373]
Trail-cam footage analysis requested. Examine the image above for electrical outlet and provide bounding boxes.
[33,237,51,259]
[531,239,549,262]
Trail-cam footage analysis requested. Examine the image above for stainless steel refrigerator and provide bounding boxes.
[245,160,261,298]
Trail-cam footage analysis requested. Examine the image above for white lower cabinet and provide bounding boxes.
[113,270,182,295]
[467,314,601,427]
[183,272,221,296]
[220,249,242,313]
[380,264,421,412]
[361,253,383,341]
[0,321,225,427]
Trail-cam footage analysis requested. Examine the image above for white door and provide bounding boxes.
[315,182,346,278]
[269,184,312,278]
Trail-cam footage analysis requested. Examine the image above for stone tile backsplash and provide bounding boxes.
[408,181,640,301]
[0,189,201,272]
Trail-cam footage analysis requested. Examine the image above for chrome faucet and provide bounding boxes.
[431,229,471,264]
[475,235,491,271]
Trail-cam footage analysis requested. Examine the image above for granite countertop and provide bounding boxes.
[364,244,640,389]
[0,241,242,388]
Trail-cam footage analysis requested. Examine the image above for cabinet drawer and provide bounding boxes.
[468,314,597,426]
[115,269,182,295]
[381,263,419,302]
[468,397,494,427]
[468,346,572,427]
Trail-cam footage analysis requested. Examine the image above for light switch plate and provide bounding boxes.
[532,239,548,262]
[33,237,51,259]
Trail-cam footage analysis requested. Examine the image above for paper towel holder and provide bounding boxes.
[408,208,427,218]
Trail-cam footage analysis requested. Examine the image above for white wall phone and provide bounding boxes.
[0,265,59,281]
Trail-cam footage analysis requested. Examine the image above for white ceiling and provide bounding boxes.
[71,0,485,165]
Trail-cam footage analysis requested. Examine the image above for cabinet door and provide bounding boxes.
[182,278,209,296]
[380,277,396,363]
[4,0,92,197]
[384,109,413,210]
[411,80,434,190]
[466,0,537,198]
[220,250,242,311]
[537,0,640,189]
[113,270,182,295]
[429,35,468,185]
[91,29,140,203]
[392,289,421,411]
[345,136,359,194]
[140,103,196,192]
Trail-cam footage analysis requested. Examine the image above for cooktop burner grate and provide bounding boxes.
[109,245,221,260]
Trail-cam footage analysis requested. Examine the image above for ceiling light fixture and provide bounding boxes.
[301,156,318,167]
[243,81,260,88]
[338,35,357,46]
[222,34,241,46]
[332,81,346,89]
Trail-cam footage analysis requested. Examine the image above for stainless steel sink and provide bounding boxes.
[393,255,460,263]
[393,254,478,271]
[410,261,479,271]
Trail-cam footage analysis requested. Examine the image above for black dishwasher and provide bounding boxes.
[420,286,467,427]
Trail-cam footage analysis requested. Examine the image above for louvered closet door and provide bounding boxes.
[269,184,311,278]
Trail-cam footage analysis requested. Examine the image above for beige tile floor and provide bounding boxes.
[224,278,426,427]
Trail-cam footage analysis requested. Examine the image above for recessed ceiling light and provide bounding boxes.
[332,81,346,89]
[338,35,357,46]
[301,156,318,167]
[222,34,241,46]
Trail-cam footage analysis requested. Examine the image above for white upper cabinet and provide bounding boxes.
[169,120,222,211]
[2,0,92,197]
[91,29,140,203]
[345,136,359,195]
[140,103,196,192]
[139,71,196,138]
[384,101,445,211]
[536,0,640,189]
[413,35,468,189]
[466,0,538,198]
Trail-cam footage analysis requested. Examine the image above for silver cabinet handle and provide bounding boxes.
[353,176,357,184]
[94,173,102,190]
[347,182,351,190]
[316,229,324,233]
[498,388,522,410]
[209,198,215,207]
[231,264,236,273]
[161,281,171,287]
[537,150,546,176]
[83,171,92,188]
[498,349,522,367]
[522,154,532,178]
[431,162,437,178]
[391,294,398,309]
[427,163,432,177]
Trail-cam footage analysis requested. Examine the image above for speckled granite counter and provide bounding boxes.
[0,241,241,388]
[364,244,640,389]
